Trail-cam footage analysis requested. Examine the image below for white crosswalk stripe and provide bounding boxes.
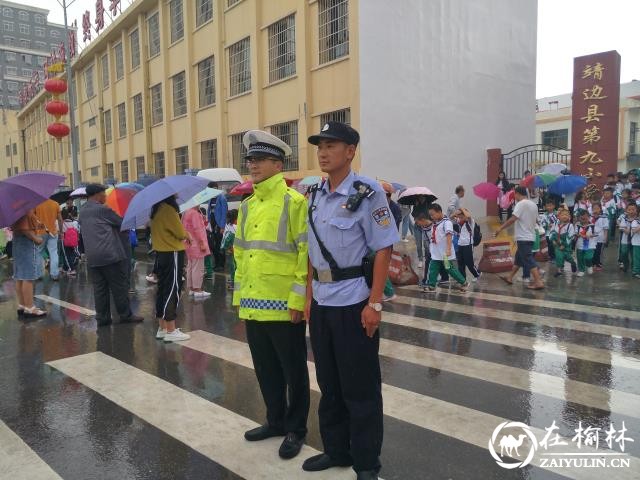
[47,352,359,480]
[18,288,640,479]
[382,310,640,371]
[392,295,640,340]
[177,330,639,480]
[0,420,63,480]
[398,286,640,320]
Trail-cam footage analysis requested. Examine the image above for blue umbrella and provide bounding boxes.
[116,182,145,192]
[0,171,65,227]
[121,175,209,230]
[548,175,587,195]
[391,182,407,193]
[179,187,224,213]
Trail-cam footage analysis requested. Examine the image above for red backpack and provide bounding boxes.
[63,224,79,247]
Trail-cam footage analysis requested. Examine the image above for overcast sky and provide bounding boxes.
[19,0,640,99]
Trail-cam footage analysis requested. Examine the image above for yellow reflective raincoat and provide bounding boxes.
[232,173,308,321]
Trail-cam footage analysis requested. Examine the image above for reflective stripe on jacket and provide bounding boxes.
[232,173,308,321]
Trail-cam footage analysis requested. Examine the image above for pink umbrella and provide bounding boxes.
[397,186,437,205]
[473,182,501,200]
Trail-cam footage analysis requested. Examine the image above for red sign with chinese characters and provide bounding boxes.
[570,51,621,187]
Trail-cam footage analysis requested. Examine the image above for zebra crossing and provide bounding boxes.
[3,284,640,479]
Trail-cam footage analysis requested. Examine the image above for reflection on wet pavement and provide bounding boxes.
[0,252,638,479]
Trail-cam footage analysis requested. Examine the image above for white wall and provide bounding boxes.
[358,0,537,216]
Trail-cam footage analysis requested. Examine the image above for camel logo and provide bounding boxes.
[488,421,538,469]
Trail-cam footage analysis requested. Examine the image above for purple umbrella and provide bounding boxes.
[0,171,65,227]
[121,174,209,230]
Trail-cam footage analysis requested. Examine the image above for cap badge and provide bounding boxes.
[322,123,330,132]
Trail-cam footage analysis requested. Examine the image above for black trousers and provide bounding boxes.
[546,236,556,260]
[456,245,479,279]
[593,242,604,267]
[89,259,132,324]
[208,229,225,269]
[310,299,383,473]
[155,251,184,321]
[245,320,310,436]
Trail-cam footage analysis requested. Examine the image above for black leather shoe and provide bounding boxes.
[121,314,144,323]
[302,453,353,472]
[278,433,305,459]
[244,424,285,442]
[357,470,379,480]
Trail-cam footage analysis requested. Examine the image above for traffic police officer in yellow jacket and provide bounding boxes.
[232,130,310,460]
[302,122,399,480]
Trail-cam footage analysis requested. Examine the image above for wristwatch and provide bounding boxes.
[368,302,383,312]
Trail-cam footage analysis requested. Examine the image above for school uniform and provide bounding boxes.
[617,213,629,266]
[619,215,640,274]
[539,211,558,260]
[426,218,466,288]
[630,218,640,276]
[455,218,479,280]
[575,222,598,273]
[551,223,577,273]
[602,198,617,241]
[592,215,609,268]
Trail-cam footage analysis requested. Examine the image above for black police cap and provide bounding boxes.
[308,121,359,146]
[85,183,107,196]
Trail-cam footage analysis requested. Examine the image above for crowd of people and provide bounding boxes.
[4,119,640,479]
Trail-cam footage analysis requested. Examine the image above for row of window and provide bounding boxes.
[94,108,347,178]
[83,0,347,103]
[30,106,348,178]
[2,66,34,77]
[4,52,47,66]
[2,36,60,50]
[2,9,45,24]
[2,22,56,37]
[99,141,216,182]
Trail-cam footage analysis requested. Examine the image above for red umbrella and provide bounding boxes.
[520,175,536,188]
[105,187,137,217]
[229,181,253,196]
[473,182,501,200]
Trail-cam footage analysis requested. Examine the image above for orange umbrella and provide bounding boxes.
[105,187,137,217]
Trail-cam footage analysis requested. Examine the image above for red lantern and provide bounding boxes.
[45,100,69,116]
[47,122,70,139]
[44,78,67,95]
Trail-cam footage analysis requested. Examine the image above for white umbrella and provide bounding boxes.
[179,187,224,213]
[398,186,438,205]
[69,187,87,198]
[540,163,568,176]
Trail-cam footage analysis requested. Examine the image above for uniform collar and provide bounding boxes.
[253,173,286,199]
[323,170,355,196]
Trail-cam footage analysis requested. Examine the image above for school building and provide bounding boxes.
[7,0,537,216]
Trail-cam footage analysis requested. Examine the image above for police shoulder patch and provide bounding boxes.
[372,206,391,227]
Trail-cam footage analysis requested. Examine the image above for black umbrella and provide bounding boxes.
[50,188,73,204]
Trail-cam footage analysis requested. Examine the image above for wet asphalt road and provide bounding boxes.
[0,245,639,480]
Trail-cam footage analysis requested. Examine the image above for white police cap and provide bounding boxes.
[243,130,292,161]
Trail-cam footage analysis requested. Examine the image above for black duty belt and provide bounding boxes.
[312,266,364,283]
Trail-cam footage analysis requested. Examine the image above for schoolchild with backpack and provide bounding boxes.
[454,207,482,282]
[61,210,80,275]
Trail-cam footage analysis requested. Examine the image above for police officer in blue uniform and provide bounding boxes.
[302,122,399,480]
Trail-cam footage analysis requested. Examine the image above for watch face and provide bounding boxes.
[370,303,382,312]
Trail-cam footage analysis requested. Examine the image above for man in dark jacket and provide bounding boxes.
[79,183,143,326]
